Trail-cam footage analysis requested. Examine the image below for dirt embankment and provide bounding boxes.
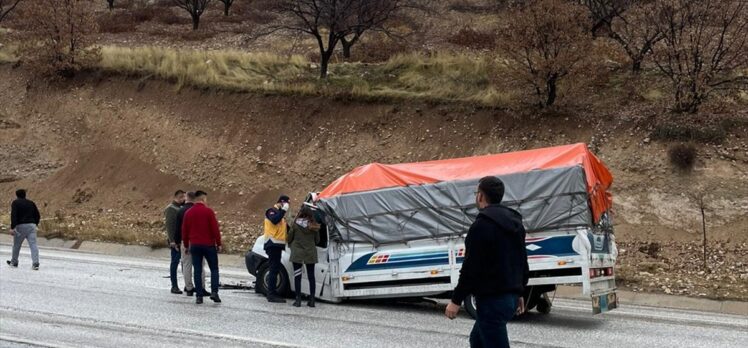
[0,67,746,299]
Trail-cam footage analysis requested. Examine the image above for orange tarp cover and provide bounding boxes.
[319,143,613,222]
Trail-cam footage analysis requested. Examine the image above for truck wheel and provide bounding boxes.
[536,294,552,314]
[464,294,478,319]
[256,262,290,296]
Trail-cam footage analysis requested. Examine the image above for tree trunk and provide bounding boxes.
[320,52,331,78]
[631,59,642,74]
[224,3,230,16]
[700,202,707,270]
[342,41,352,59]
[192,14,200,30]
[546,77,557,107]
[108,0,114,10]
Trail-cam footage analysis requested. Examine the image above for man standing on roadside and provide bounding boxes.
[164,190,185,294]
[7,189,41,270]
[445,176,529,348]
[175,191,207,297]
[263,195,290,303]
[181,191,222,304]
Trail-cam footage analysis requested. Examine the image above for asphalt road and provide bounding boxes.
[0,246,746,348]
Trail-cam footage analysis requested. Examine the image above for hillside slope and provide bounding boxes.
[0,66,746,299]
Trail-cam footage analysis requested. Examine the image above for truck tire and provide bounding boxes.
[464,294,478,319]
[255,262,290,296]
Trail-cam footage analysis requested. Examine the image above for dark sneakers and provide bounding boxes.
[210,292,222,303]
[185,288,195,297]
[171,287,183,295]
[200,290,211,297]
[32,263,39,271]
[6,260,17,268]
[308,297,316,308]
[196,296,203,304]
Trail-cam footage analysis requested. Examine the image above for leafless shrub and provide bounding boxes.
[498,0,596,107]
[648,0,748,113]
[17,0,100,78]
[668,143,697,171]
[576,0,633,36]
[608,2,663,73]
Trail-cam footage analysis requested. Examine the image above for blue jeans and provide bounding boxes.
[169,246,181,289]
[190,245,219,295]
[11,224,39,266]
[469,293,518,348]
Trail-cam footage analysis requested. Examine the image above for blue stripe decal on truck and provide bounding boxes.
[344,235,578,272]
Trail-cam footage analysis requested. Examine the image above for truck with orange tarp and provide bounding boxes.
[246,143,619,317]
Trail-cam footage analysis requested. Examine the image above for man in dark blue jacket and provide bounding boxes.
[7,189,41,270]
[446,176,529,348]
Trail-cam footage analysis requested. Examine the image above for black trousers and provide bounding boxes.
[266,246,283,296]
[190,245,219,295]
[292,263,316,298]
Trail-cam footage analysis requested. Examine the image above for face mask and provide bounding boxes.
[281,202,290,211]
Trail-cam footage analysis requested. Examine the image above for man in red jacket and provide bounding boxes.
[182,191,222,304]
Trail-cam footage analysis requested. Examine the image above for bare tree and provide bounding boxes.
[218,0,234,16]
[338,0,429,59]
[499,0,595,107]
[577,0,633,36]
[18,0,99,77]
[577,1,662,73]
[649,0,748,113]
[174,0,212,30]
[609,1,663,73]
[268,0,428,78]
[106,0,113,10]
[0,0,23,23]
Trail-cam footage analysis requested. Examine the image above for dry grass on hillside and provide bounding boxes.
[0,37,18,64]
[98,46,314,93]
[97,46,514,107]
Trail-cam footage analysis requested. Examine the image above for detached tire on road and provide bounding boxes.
[255,262,290,296]
[464,294,478,319]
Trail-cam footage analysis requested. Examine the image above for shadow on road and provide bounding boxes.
[514,312,604,330]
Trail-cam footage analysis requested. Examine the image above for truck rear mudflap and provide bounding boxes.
[592,290,619,314]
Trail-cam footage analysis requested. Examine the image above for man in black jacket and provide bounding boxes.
[446,176,529,348]
[7,189,41,270]
[164,190,185,294]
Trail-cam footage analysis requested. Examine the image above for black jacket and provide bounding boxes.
[11,198,41,229]
[174,203,194,245]
[451,204,529,305]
